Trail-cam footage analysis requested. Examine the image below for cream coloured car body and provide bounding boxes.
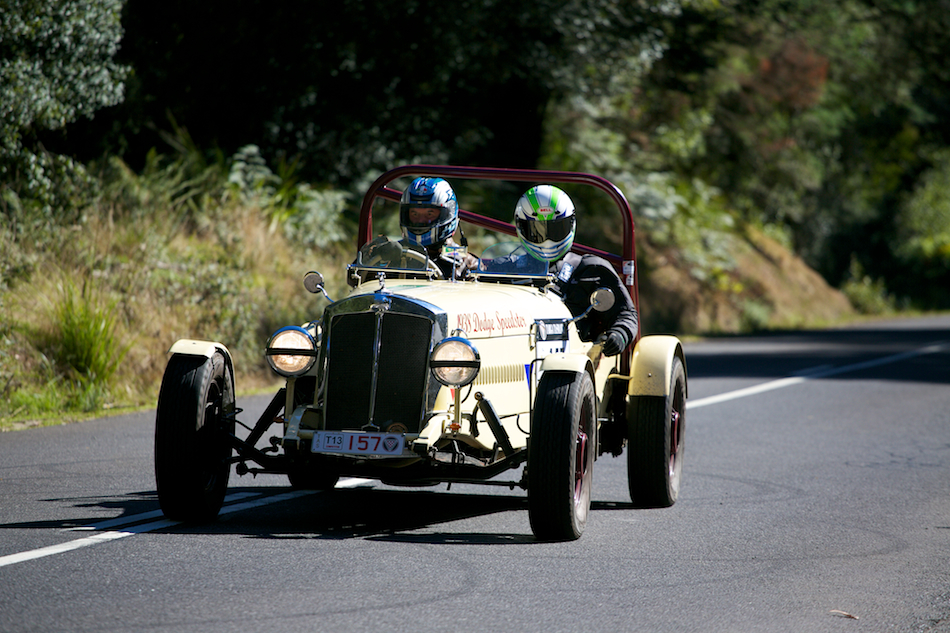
[321,274,614,456]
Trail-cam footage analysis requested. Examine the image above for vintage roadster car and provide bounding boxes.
[154,165,687,541]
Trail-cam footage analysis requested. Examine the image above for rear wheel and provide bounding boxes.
[528,370,596,541]
[627,355,685,507]
[155,352,234,522]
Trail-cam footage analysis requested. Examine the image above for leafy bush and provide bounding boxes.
[840,256,894,315]
[0,0,128,209]
[49,278,129,390]
[227,144,349,247]
[892,150,950,307]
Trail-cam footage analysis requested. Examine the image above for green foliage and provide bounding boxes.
[896,150,950,258]
[891,149,950,307]
[99,139,224,231]
[738,298,773,333]
[1,356,113,419]
[2,275,134,417]
[4,367,69,420]
[58,0,679,185]
[8,0,950,430]
[0,0,129,208]
[541,84,739,288]
[840,256,895,315]
[555,0,950,309]
[48,277,129,389]
[227,145,349,248]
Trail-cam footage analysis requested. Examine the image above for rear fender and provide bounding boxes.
[627,335,687,398]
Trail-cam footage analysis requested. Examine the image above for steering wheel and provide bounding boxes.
[402,248,444,279]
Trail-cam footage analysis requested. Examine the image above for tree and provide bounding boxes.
[0,0,128,210]
[54,0,676,187]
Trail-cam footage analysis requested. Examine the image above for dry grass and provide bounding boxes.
[0,197,350,429]
[639,225,856,335]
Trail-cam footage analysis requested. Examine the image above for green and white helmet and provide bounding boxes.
[514,185,576,261]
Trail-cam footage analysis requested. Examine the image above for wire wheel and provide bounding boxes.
[528,370,596,541]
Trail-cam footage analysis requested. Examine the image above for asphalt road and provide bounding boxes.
[1,315,948,633]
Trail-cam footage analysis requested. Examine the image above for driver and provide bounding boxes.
[350,177,477,286]
[399,177,477,279]
[515,185,638,356]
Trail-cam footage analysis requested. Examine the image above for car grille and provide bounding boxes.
[324,311,432,433]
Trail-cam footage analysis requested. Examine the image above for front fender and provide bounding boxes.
[168,338,233,361]
[166,339,236,407]
[539,353,595,384]
[627,335,687,398]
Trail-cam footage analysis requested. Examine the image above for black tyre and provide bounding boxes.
[528,370,596,541]
[155,352,234,522]
[627,355,685,508]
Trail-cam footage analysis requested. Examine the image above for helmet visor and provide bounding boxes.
[516,215,574,245]
[401,203,451,232]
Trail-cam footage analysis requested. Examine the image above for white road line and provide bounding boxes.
[0,530,136,568]
[2,477,376,568]
[0,489,314,569]
[67,492,262,532]
[336,477,375,488]
[687,341,948,410]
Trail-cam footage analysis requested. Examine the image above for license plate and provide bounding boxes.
[311,431,404,456]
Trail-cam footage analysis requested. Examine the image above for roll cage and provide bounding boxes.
[357,164,640,372]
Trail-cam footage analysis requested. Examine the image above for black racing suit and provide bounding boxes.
[550,252,638,354]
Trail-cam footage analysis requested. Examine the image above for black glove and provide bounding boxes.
[367,238,401,264]
[601,330,627,356]
[378,240,402,262]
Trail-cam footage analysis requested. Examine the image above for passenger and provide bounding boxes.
[514,185,639,356]
[354,177,477,285]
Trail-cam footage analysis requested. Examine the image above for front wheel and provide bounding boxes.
[528,370,596,541]
[155,352,235,522]
[627,355,685,507]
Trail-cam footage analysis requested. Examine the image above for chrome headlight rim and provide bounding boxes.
[429,336,480,387]
[265,325,318,377]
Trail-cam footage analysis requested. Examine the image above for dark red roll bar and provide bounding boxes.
[358,165,640,352]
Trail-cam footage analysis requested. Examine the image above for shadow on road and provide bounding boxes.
[225,486,535,543]
[1,486,662,544]
[684,322,950,384]
[0,486,538,544]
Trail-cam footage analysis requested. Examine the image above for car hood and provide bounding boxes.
[345,279,572,340]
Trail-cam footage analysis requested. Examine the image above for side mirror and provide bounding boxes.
[590,287,615,312]
[567,287,615,325]
[303,271,333,302]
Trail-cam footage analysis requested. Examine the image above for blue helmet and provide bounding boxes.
[399,177,459,248]
[514,185,576,261]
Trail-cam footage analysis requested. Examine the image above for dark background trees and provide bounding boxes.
[6,0,950,309]
[1,0,128,208]
[51,0,673,185]
[610,0,950,307]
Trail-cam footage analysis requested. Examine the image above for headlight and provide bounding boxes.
[429,337,480,387]
[265,326,317,376]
